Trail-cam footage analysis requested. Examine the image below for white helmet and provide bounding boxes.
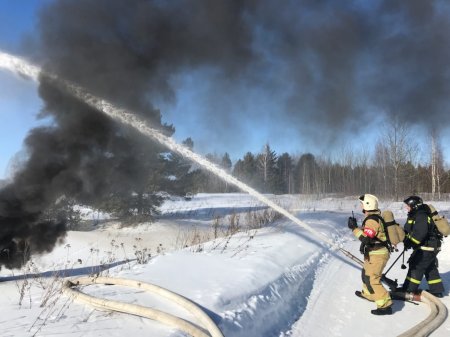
[359,194,379,211]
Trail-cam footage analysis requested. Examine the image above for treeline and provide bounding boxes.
[189,145,450,199]
[36,119,448,223]
[185,120,449,201]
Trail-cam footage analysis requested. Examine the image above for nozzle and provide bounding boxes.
[390,290,421,302]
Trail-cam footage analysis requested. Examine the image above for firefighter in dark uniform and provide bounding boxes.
[401,196,445,297]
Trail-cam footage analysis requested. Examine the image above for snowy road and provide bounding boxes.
[291,236,450,337]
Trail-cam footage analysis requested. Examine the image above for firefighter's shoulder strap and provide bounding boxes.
[362,214,394,252]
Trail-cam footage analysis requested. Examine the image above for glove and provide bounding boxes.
[348,217,358,230]
[403,238,413,250]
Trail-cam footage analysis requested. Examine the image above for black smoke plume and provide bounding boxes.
[1,0,449,268]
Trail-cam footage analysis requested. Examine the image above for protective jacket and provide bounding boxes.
[402,204,444,294]
[404,205,441,250]
[353,211,392,309]
[353,211,389,256]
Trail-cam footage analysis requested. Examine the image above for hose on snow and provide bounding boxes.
[63,276,224,337]
[396,290,448,337]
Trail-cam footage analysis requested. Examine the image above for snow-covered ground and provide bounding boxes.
[0,193,449,336]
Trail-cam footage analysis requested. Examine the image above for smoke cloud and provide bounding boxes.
[142,0,450,152]
[1,0,449,268]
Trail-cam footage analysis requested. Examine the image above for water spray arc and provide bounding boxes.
[1,51,446,337]
[0,51,337,249]
[1,51,366,269]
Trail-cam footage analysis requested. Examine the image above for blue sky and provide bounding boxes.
[1,1,449,180]
[0,0,44,178]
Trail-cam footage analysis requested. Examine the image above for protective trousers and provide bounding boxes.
[361,253,392,309]
[402,249,444,294]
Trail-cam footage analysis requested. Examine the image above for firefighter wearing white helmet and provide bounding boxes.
[360,193,378,211]
[347,194,393,315]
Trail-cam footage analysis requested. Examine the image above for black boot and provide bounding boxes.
[430,292,444,298]
[371,306,393,315]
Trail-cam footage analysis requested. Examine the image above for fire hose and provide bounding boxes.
[63,276,224,337]
[396,291,448,337]
[346,250,448,337]
[62,253,447,337]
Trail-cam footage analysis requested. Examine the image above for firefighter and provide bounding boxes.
[401,196,445,297]
[348,193,393,315]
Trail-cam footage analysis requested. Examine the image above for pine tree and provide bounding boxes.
[162,138,196,196]
[277,153,293,194]
[221,153,232,171]
[232,151,262,189]
[221,152,233,192]
[94,128,174,222]
[294,153,317,194]
[256,144,278,193]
